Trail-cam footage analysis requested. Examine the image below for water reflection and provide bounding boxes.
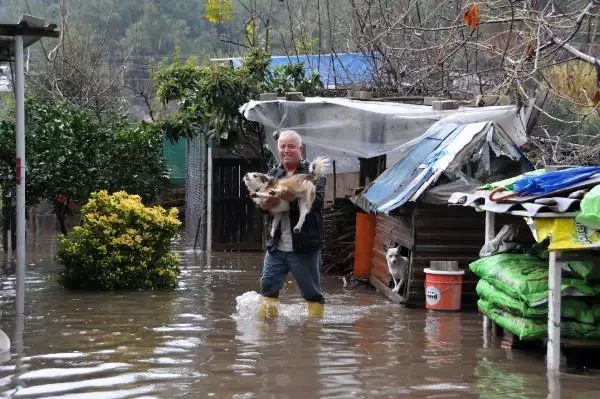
[0,216,599,397]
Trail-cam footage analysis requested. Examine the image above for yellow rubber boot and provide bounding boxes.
[307,301,324,319]
[258,296,279,319]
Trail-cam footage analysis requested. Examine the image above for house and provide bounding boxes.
[352,121,534,306]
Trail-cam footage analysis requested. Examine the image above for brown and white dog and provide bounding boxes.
[243,156,330,237]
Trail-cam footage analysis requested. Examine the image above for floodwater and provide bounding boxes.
[0,217,599,398]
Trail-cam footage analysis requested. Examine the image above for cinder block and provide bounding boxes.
[285,92,305,101]
[259,93,277,101]
[424,96,447,106]
[432,100,459,110]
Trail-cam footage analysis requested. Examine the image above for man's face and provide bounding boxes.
[278,135,302,167]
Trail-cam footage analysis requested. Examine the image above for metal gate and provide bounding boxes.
[212,158,264,251]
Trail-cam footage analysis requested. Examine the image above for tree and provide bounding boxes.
[152,47,322,168]
[0,98,170,234]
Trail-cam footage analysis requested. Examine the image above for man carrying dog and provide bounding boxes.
[257,129,326,319]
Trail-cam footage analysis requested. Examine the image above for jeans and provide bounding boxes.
[260,249,324,304]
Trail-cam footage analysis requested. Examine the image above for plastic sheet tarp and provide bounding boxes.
[240,97,527,172]
[512,167,600,196]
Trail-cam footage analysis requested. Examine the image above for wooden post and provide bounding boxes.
[206,141,213,252]
[483,211,496,338]
[332,160,337,202]
[547,250,562,372]
[547,369,561,399]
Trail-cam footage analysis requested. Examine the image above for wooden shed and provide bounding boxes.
[369,204,487,307]
[353,121,534,307]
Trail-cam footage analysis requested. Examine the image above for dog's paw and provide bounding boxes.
[293,227,301,233]
[249,192,258,198]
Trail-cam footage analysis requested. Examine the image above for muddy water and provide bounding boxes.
[0,217,599,398]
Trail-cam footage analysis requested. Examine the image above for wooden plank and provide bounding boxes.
[370,276,406,304]
[559,338,600,349]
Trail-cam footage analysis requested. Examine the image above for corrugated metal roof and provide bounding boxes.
[356,122,500,213]
[228,52,373,86]
[357,123,464,213]
[448,190,583,217]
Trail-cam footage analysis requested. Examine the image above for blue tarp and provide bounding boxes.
[512,166,600,196]
[230,52,373,86]
[360,124,465,213]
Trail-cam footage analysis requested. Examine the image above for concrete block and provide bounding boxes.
[285,91,305,101]
[259,93,277,101]
[423,96,447,106]
[432,100,459,110]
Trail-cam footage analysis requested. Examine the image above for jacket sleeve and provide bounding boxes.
[257,166,278,214]
[311,176,326,212]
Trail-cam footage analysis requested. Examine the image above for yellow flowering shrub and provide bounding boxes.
[57,190,182,290]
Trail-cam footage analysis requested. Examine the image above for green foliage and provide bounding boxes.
[0,98,170,233]
[152,47,322,150]
[205,0,233,24]
[57,190,181,290]
[153,47,270,146]
[269,64,323,96]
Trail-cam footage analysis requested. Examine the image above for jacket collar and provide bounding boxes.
[274,160,310,177]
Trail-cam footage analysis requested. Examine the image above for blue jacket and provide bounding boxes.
[265,160,326,253]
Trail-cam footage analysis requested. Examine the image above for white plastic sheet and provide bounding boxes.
[240,97,528,173]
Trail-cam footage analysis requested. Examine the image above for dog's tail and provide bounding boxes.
[309,156,331,177]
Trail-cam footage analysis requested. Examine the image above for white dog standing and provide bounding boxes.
[385,245,409,294]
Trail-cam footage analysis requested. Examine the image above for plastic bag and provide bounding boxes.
[469,253,598,307]
[528,217,600,250]
[479,223,521,257]
[575,185,600,230]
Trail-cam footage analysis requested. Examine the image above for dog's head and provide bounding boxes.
[384,244,409,265]
[243,172,273,192]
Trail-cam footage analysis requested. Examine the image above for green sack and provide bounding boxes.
[477,299,547,340]
[561,320,598,339]
[478,299,600,340]
[469,253,597,307]
[564,259,600,282]
[476,279,547,319]
[561,297,596,325]
[477,279,596,324]
[575,185,600,230]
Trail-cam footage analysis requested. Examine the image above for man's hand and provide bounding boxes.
[260,196,281,210]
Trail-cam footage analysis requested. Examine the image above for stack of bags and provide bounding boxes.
[471,253,600,341]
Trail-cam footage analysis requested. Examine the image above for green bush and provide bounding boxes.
[57,190,182,290]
